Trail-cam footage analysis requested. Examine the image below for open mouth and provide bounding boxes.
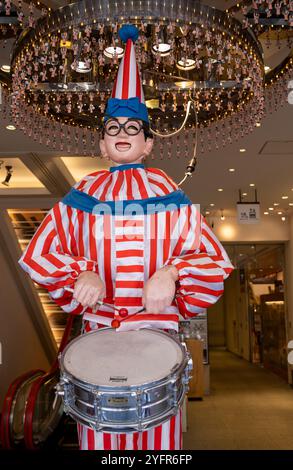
[115,142,131,152]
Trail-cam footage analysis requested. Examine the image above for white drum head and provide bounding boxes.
[63,329,184,387]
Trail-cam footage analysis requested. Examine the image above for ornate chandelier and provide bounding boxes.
[0,0,292,157]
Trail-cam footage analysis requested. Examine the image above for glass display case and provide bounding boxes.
[179,311,209,365]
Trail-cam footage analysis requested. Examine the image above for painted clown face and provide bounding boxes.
[99,117,153,165]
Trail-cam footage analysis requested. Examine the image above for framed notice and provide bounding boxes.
[237,202,260,224]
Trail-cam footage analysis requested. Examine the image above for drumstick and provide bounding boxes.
[64,286,130,315]
[64,286,102,313]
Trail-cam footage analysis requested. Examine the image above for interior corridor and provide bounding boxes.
[183,349,293,450]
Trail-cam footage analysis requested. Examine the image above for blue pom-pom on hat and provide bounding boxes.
[118,24,139,43]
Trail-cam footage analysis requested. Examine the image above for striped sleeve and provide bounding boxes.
[167,214,234,318]
[18,204,98,315]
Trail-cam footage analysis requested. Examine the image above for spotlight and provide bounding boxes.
[175,80,194,89]
[176,58,196,71]
[0,65,10,73]
[104,46,124,59]
[152,30,172,57]
[152,43,171,56]
[2,165,13,186]
[220,209,225,221]
[71,60,92,73]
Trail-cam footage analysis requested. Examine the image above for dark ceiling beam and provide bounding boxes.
[19,152,75,197]
[0,195,59,209]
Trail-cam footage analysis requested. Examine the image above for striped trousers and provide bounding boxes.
[77,409,182,450]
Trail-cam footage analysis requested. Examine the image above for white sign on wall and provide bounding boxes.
[237,203,260,224]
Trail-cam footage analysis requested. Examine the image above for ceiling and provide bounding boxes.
[0,0,292,221]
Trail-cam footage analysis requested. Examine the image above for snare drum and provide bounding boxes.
[57,328,192,433]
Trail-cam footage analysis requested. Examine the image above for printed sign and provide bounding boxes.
[237,203,260,224]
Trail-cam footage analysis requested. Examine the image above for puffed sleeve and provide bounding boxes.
[167,212,234,318]
[18,203,99,315]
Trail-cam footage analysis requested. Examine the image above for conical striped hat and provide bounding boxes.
[105,24,149,124]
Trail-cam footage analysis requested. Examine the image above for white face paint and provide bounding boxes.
[99,117,153,165]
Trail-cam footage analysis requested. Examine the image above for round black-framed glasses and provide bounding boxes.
[103,118,145,137]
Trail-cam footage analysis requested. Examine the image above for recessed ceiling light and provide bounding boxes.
[210,203,215,207]
[255,122,261,127]
[242,193,247,196]
[289,203,293,206]
[0,65,10,73]
[278,212,283,215]
[269,207,274,211]
[273,203,279,206]
[205,211,210,215]
[6,125,16,131]
[229,168,235,172]
[218,188,223,192]
[239,148,246,153]
[282,217,286,221]
[282,196,288,199]
[264,212,269,215]
[250,183,255,187]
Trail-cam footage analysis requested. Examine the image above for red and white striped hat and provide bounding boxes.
[105,24,149,123]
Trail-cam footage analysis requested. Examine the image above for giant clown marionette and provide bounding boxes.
[19,25,234,450]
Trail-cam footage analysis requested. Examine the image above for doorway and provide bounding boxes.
[208,244,288,381]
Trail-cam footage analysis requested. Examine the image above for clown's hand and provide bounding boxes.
[73,271,105,308]
[142,265,178,314]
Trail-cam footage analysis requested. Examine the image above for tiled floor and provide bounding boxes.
[183,349,293,450]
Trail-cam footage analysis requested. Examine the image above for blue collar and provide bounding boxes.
[61,188,192,215]
[109,163,145,173]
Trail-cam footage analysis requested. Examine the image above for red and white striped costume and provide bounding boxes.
[19,164,234,450]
